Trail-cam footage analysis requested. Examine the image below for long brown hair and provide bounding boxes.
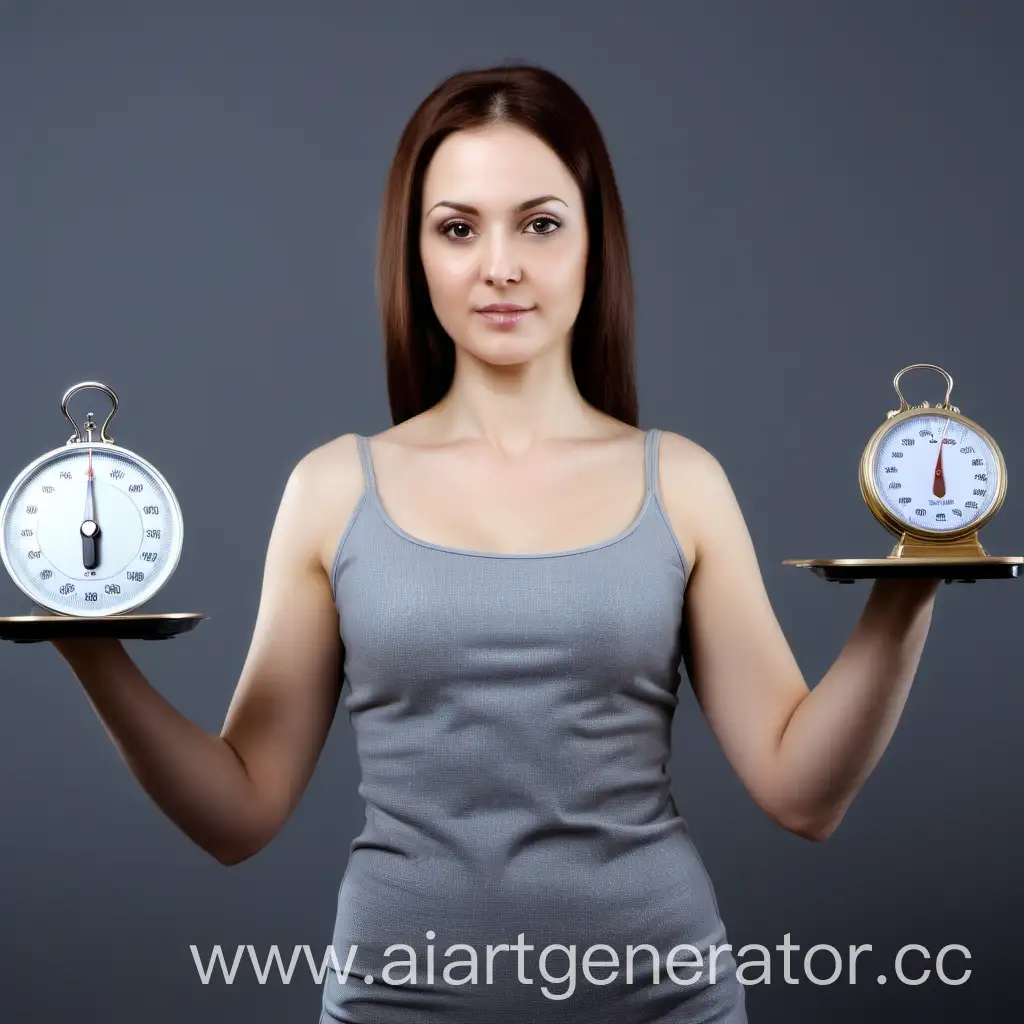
[375,63,638,427]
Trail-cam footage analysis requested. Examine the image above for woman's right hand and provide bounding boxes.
[41,440,355,866]
[50,634,125,664]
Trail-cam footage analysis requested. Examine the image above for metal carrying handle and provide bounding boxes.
[61,381,119,444]
[891,364,955,415]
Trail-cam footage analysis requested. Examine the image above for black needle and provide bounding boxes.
[81,448,101,570]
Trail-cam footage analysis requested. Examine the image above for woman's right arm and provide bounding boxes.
[50,439,359,866]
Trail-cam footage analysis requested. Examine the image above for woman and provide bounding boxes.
[52,64,940,1022]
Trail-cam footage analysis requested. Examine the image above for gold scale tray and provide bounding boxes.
[783,556,1023,583]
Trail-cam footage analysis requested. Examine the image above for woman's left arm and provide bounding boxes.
[659,433,942,842]
[770,576,939,840]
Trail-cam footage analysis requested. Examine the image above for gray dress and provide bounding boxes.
[319,428,748,1023]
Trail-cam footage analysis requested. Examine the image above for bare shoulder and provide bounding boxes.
[655,429,733,572]
[288,433,367,576]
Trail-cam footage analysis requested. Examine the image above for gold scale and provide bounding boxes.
[785,363,1022,582]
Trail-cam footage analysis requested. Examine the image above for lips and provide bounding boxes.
[477,307,533,325]
[477,305,533,312]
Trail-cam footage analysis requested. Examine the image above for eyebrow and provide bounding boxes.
[426,195,568,216]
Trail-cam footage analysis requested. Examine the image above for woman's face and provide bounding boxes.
[419,123,589,367]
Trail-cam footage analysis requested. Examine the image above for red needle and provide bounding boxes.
[932,418,950,498]
[87,448,93,478]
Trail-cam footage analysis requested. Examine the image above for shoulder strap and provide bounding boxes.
[644,428,662,500]
[353,434,378,497]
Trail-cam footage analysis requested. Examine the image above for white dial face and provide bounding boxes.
[0,444,182,616]
[872,413,999,533]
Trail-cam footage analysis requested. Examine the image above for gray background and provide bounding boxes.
[1,1,1021,1020]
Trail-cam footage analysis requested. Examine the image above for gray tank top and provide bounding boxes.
[320,428,747,1023]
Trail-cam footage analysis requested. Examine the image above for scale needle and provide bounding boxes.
[80,448,101,570]
[932,417,951,498]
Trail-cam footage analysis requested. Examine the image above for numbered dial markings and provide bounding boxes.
[1,447,181,614]
[873,414,999,533]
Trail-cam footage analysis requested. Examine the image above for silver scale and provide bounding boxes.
[0,382,205,642]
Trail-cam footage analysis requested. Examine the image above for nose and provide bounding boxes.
[481,230,522,285]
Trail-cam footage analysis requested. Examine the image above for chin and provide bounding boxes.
[464,336,551,367]
[464,318,570,362]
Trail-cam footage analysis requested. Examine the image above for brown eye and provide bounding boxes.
[526,216,561,235]
[441,220,473,240]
